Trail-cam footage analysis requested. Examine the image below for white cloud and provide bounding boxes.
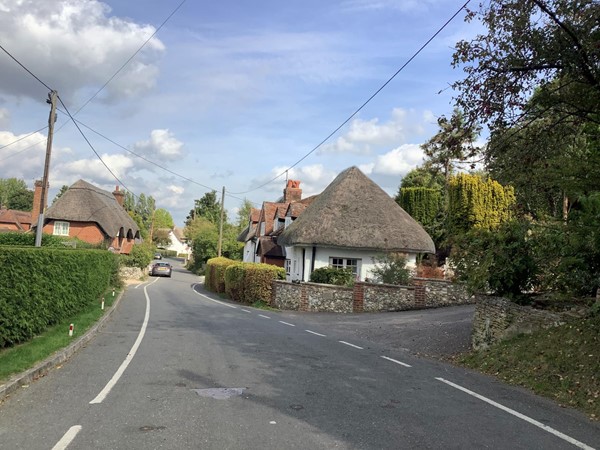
[0,108,9,127]
[0,130,51,180]
[132,129,184,161]
[320,108,427,155]
[55,153,135,184]
[370,144,425,176]
[0,0,165,103]
[341,0,441,13]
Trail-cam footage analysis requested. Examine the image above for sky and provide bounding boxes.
[0,0,478,227]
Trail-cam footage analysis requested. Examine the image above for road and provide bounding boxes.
[0,261,598,449]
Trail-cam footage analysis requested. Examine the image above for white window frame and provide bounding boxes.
[53,221,70,236]
[285,259,291,275]
[329,257,361,278]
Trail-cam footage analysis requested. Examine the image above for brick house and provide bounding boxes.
[39,180,140,254]
[0,209,33,232]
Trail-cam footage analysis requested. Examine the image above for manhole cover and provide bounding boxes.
[192,388,245,399]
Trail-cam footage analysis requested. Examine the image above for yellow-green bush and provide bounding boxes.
[205,257,236,293]
[242,263,286,305]
[224,262,252,301]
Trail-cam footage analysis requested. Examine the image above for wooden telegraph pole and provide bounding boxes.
[35,90,57,247]
[217,186,225,257]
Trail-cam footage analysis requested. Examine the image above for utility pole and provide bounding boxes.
[217,186,225,257]
[35,90,57,247]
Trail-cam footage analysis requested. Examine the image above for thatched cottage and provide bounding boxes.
[277,166,435,282]
[40,180,140,254]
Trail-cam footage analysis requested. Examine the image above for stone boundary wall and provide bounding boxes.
[119,266,145,280]
[472,295,585,349]
[272,278,472,313]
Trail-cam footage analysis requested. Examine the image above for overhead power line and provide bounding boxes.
[73,0,187,115]
[0,43,53,91]
[230,0,472,195]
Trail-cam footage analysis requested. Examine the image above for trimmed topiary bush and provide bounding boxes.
[224,262,250,302]
[242,263,285,304]
[205,257,237,293]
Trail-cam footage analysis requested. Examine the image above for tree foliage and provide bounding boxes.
[0,178,33,211]
[452,0,600,130]
[52,185,69,205]
[447,173,516,234]
[186,191,224,226]
[370,253,411,285]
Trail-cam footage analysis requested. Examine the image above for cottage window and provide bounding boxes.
[330,257,361,277]
[53,221,70,236]
[285,259,291,275]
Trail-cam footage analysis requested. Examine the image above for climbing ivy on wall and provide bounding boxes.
[397,187,442,228]
[447,173,515,233]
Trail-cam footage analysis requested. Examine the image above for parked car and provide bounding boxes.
[154,252,162,260]
[151,262,172,277]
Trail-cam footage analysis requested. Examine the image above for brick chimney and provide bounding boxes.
[113,186,125,207]
[283,180,302,203]
[32,179,48,225]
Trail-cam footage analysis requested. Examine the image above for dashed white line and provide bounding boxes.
[381,356,412,368]
[279,321,295,327]
[241,309,252,313]
[90,281,155,404]
[339,340,363,349]
[305,330,326,337]
[52,425,82,450]
[258,314,271,319]
[436,377,595,450]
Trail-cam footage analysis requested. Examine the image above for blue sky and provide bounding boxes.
[0,0,477,226]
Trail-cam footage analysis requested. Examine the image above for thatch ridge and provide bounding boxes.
[45,180,140,238]
[278,166,435,253]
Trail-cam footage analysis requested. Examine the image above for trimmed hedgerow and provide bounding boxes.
[0,247,119,348]
[310,266,355,286]
[205,257,237,293]
[242,263,285,305]
[0,231,101,249]
[224,262,251,302]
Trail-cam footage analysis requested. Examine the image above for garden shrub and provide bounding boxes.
[224,262,250,302]
[0,247,119,348]
[310,266,355,286]
[243,263,285,304]
[205,257,237,293]
[370,253,411,285]
[121,242,154,269]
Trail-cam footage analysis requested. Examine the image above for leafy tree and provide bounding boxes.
[52,185,69,205]
[236,199,254,230]
[186,191,225,226]
[399,167,444,190]
[452,0,600,130]
[0,178,33,211]
[421,109,481,188]
[447,173,516,234]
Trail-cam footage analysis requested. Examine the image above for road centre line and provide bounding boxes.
[279,321,295,327]
[241,309,252,313]
[259,314,271,319]
[435,377,595,450]
[52,425,82,450]
[381,356,412,367]
[339,341,363,349]
[89,280,156,404]
[305,330,327,337]
[192,287,238,309]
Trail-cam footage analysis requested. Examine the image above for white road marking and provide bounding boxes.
[305,330,326,337]
[258,314,271,319]
[339,340,363,349]
[52,425,82,450]
[436,377,595,450]
[241,309,252,313]
[192,288,237,309]
[381,356,412,368]
[89,281,156,404]
[279,321,295,327]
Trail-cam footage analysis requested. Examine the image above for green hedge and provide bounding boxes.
[310,266,355,286]
[0,247,119,348]
[205,257,237,293]
[0,231,100,248]
[242,263,285,304]
[224,262,250,301]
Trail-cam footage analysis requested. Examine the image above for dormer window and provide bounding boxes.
[53,221,70,236]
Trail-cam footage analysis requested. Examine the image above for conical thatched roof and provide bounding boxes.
[278,166,435,253]
[45,180,140,239]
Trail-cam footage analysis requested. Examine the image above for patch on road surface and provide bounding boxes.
[192,388,245,399]
[139,426,166,432]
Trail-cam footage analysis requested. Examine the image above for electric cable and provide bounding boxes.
[230,0,472,195]
[0,43,54,91]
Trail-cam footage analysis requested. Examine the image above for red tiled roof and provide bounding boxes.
[0,209,33,231]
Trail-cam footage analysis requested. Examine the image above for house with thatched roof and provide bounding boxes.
[39,180,140,254]
[277,166,435,282]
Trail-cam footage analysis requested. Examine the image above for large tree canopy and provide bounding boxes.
[0,178,33,211]
[452,0,600,130]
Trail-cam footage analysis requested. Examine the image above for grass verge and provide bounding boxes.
[456,313,600,420]
[0,288,120,384]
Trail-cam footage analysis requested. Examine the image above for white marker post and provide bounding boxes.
[69,324,74,337]
[101,298,105,310]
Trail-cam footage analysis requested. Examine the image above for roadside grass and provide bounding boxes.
[456,314,600,420]
[0,289,119,384]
